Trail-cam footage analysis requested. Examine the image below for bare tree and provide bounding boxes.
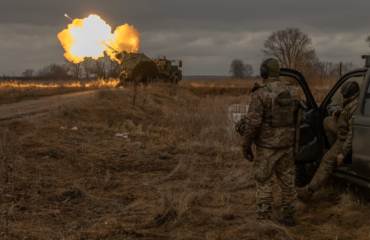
[107,58,121,78]
[67,61,82,79]
[308,60,358,88]
[93,58,107,79]
[245,64,254,78]
[262,27,317,74]
[229,59,247,78]
[62,63,71,76]
[38,64,69,79]
[21,69,34,78]
[341,62,356,75]
[82,57,94,79]
[366,36,370,47]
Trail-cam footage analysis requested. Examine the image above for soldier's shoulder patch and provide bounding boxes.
[251,83,262,93]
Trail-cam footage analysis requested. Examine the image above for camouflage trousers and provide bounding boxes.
[309,117,343,191]
[254,146,296,217]
[324,116,338,146]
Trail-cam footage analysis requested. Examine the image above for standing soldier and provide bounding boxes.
[242,58,302,226]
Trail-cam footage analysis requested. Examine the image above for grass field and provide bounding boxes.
[0,77,333,105]
[180,78,332,103]
[0,79,120,105]
[0,82,368,239]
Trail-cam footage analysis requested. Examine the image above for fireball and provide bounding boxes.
[58,14,140,63]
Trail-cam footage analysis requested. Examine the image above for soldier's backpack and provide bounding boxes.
[263,83,295,127]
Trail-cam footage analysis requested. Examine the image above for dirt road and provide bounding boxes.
[0,91,97,121]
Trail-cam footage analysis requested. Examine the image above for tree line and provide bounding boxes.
[20,54,121,80]
[230,27,367,86]
[16,28,370,82]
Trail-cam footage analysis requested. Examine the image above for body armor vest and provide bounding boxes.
[263,83,295,127]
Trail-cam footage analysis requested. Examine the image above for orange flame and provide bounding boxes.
[58,14,140,63]
[0,79,121,89]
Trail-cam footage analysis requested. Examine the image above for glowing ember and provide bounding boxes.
[58,14,140,63]
[0,79,120,89]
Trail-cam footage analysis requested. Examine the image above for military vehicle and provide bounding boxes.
[286,55,370,189]
[114,50,182,88]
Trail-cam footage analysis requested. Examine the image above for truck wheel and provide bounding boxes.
[295,164,312,187]
[173,75,179,84]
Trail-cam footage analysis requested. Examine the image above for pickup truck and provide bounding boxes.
[283,55,370,188]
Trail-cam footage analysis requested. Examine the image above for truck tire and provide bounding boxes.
[295,164,312,187]
[173,75,179,84]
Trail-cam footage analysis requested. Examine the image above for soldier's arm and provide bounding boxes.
[242,91,264,148]
[341,108,356,157]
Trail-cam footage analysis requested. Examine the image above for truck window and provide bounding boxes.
[363,82,370,115]
[328,76,364,107]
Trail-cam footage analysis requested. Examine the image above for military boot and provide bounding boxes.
[296,185,314,201]
[277,215,295,227]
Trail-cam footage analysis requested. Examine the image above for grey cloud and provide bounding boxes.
[0,0,369,75]
[0,24,65,75]
[1,0,369,31]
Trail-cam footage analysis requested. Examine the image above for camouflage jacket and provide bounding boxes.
[337,91,359,157]
[242,78,302,149]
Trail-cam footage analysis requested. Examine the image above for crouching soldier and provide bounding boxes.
[241,58,303,226]
[297,81,360,200]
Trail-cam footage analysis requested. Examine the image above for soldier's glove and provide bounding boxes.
[235,115,247,136]
[242,146,254,162]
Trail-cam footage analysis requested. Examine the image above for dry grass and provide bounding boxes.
[180,78,260,88]
[0,77,332,106]
[0,78,120,105]
[0,83,368,239]
[180,78,331,103]
[180,78,260,97]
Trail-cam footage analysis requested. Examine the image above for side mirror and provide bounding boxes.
[178,60,182,68]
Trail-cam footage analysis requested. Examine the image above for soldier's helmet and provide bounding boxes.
[341,81,359,99]
[260,58,280,78]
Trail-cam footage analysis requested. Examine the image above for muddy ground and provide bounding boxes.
[0,84,369,239]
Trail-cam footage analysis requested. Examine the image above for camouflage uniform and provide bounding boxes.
[308,91,359,191]
[324,117,338,146]
[254,146,296,217]
[243,78,302,218]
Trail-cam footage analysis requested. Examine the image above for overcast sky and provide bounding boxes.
[0,0,369,76]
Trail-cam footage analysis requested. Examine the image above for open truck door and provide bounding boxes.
[280,57,370,189]
[279,68,319,164]
[318,69,367,155]
[315,66,368,187]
